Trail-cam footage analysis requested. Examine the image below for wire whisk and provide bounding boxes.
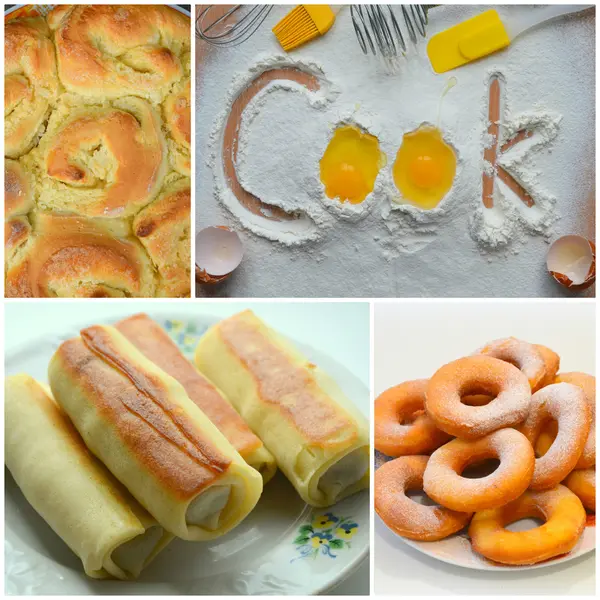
[196,5,273,48]
[351,5,428,58]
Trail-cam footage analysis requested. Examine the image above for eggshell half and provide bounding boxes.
[547,235,595,290]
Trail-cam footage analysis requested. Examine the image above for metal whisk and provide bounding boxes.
[351,5,428,58]
[196,5,273,48]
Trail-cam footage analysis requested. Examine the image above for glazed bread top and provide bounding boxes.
[38,96,167,219]
[48,5,189,103]
[5,17,58,158]
[52,325,233,498]
[5,212,156,298]
[132,180,191,298]
[4,7,190,297]
[115,313,265,458]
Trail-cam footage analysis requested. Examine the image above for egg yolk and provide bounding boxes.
[320,125,386,205]
[392,125,456,210]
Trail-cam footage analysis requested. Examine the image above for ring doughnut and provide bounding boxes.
[469,485,586,565]
[423,428,535,512]
[475,337,546,391]
[564,469,595,512]
[521,383,591,490]
[375,455,472,541]
[426,356,531,439]
[374,380,451,457]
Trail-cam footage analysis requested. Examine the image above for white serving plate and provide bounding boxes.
[5,312,369,595]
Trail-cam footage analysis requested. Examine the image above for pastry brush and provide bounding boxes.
[272,5,337,51]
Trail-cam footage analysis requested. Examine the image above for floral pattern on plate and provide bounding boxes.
[291,512,359,562]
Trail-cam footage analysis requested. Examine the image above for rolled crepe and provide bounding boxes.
[114,313,276,483]
[5,374,172,580]
[48,325,263,541]
[194,310,370,507]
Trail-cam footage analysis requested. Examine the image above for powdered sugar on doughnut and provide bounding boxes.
[426,356,531,439]
[475,337,545,388]
[522,382,591,489]
[375,455,471,540]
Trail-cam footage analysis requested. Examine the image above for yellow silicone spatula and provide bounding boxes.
[428,5,593,74]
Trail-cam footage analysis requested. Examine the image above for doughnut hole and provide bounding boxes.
[462,458,500,479]
[398,408,426,425]
[406,488,439,507]
[505,516,545,532]
[534,419,558,458]
[459,381,497,406]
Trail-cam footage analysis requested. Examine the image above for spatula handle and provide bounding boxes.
[507,5,593,40]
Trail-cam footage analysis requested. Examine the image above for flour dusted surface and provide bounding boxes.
[196,5,595,297]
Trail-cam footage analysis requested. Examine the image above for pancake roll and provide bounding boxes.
[5,374,172,580]
[194,310,370,507]
[48,325,263,541]
[115,313,276,483]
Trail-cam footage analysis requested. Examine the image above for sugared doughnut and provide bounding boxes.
[475,337,546,390]
[534,344,561,390]
[556,373,595,468]
[564,469,595,512]
[375,455,472,541]
[423,429,535,512]
[469,485,586,565]
[375,380,451,457]
[426,356,531,439]
[521,383,591,490]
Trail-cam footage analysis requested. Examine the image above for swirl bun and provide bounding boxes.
[49,5,189,103]
[6,213,156,298]
[38,97,167,218]
[133,179,191,297]
[4,7,190,297]
[5,18,58,158]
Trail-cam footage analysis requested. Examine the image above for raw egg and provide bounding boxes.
[320,125,386,204]
[392,124,456,210]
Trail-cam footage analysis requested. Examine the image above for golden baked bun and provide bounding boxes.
[49,5,190,103]
[37,96,167,218]
[133,179,191,297]
[4,7,190,298]
[5,159,34,260]
[5,17,58,158]
[6,212,156,298]
[164,77,191,176]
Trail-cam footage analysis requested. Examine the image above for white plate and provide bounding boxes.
[5,312,369,595]
[376,451,594,571]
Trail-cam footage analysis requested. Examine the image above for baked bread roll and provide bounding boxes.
[4,8,190,298]
[5,374,172,580]
[5,159,33,261]
[5,17,58,158]
[194,310,370,507]
[132,179,191,298]
[37,96,167,218]
[115,313,277,483]
[49,5,189,103]
[48,325,263,540]
[5,212,156,298]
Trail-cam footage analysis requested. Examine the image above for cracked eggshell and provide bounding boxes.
[195,226,244,284]
[547,235,595,290]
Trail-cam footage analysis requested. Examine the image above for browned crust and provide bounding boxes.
[56,326,231,499]
[217,312,356,448]
[115,313,263,457]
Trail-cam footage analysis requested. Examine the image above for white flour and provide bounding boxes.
[197,5,595,297]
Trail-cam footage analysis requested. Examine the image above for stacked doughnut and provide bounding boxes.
[4,6,191,297]
[375,337,595,566]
